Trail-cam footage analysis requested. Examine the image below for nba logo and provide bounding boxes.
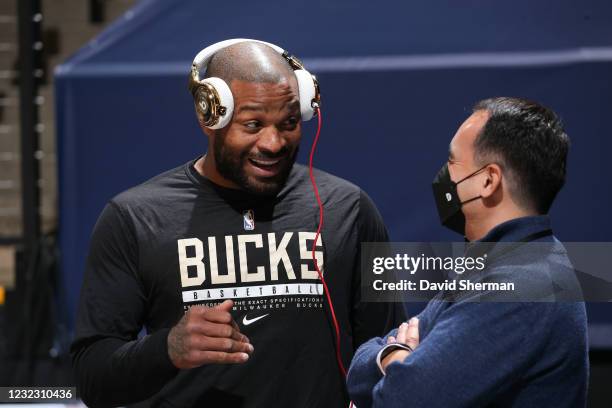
[243,210,255,231]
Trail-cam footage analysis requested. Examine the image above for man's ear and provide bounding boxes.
[480,164,502,198]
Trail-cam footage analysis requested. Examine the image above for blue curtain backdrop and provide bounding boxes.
[55,0,612,344]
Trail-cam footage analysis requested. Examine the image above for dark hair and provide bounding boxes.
[472,97,569,214]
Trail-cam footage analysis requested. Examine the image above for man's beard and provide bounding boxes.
[213,133,298,196]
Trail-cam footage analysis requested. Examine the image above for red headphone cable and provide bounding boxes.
[308,108,348,379]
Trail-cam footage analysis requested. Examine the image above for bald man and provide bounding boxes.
[71,41,401,407]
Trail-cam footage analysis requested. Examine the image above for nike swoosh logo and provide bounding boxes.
[242,313,269,326]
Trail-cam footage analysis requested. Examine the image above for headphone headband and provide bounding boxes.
[192,39,285,81]
[189,38,320,129]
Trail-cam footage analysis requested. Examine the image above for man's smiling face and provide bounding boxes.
[211,78,302,196]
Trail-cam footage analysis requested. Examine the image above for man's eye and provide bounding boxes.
[283,117,298,128]
[244,121,261,130]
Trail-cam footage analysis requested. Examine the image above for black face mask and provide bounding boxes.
[432,163,487,236]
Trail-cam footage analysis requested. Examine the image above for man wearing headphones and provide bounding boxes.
[71,39,401,407]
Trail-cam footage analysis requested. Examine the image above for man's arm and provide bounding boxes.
[370,301,554,408]
[347,189,406,407]
[72,202,253,407]
[346,328,398,408]
[71,202,178,407]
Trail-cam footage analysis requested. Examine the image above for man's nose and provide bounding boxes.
[257,126,285,155]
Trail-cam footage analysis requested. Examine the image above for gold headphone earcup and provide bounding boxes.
[195,87,212,124]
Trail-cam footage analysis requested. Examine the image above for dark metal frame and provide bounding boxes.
[17,0,42,253]
[16,0,44,381]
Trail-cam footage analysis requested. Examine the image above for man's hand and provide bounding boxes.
[381,317,419,372]
[167,300,254,369]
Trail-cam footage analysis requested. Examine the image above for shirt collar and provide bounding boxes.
[463,215,553,260]
[477,215,553,243]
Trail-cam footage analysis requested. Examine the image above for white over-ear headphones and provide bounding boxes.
[189,38,321,129]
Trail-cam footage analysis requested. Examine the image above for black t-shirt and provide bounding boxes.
[72,158,401,408]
